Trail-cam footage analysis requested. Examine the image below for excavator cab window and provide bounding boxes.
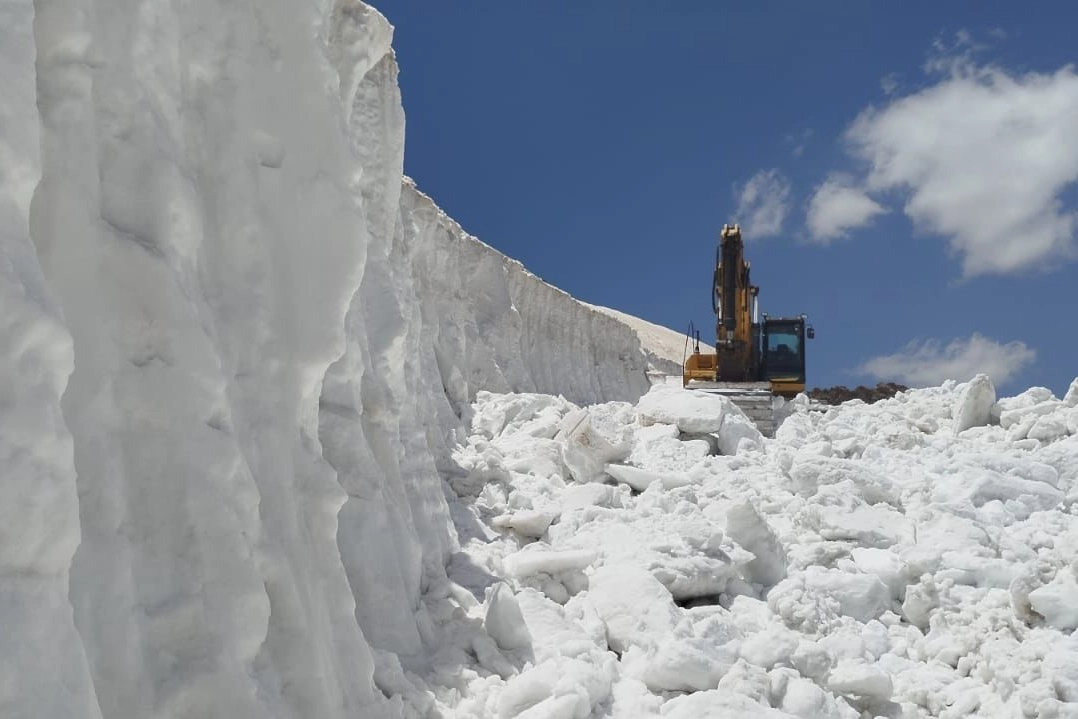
[762,320,806,380]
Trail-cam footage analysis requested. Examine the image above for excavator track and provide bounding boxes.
[684,380,775,437]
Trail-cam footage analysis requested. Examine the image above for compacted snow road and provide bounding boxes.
[408,377,1078,719]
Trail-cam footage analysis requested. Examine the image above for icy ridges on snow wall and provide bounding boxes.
[21,0,398,716]
[400,180,653,411]
[3,0,655,716]
[0,3,100,717]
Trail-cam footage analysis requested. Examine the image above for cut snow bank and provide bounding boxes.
[3,1,655,717]
[588,303,687,377]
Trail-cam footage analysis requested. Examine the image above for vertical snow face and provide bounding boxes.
[0,1,100,716]
[6,0,656,715]
[400,181,653,414]
[27,0,398,717]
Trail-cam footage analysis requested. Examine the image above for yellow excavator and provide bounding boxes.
[683,223,814,434]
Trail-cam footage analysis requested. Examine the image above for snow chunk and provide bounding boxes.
[661,690,798,719]
[497,655,615,719]
[628,424,712,473]
[828,659,894,702]
[815,571,893,623]
[738,627,799,669]
[560,483,622,512]
[485,582,533,651]
[586,565,743,691]
[504,547,598,578]
[473,391,575,440]
[850,548,908,600]
[492,509,555,538]
[623,635,739,693]
[636,384,732,434]
[552,505,743,601]
[716,409,764,455]
[1065,378,1078,407]
[635,385,762,455]
[557,404,633,483]
[586,565,681,652]
[812,504,911,548]
[789,456,899,506]
[1028,413,1070,443]
[781,566,892,625]
[1029,567,1078,630]
[952,373,995,434]
[993,385,1059,428]
[725,500,786,586]
[1045,645,1078,702]
[604,463,694,491]
[517,590,606,661]
[604,463,659,491]
[777,674,845,718]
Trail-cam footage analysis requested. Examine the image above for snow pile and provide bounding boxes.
[427,377,1078,718]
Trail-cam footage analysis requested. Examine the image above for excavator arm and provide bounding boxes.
[714,224,758,382]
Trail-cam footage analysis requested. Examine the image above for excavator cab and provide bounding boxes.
[761,315,813,398]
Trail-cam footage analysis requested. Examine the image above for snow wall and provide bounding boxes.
[1,2,651,717]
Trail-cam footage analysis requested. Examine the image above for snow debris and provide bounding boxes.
[635,384,763,455]
[434,381,1078,718]
[558,404,635,483]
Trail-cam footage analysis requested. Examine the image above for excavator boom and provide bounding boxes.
[714,224,758,382]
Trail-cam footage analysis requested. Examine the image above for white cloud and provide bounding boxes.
[844,58,1078,276]
[734,169,790,239]
[786,128,814,157]
[858,333,1036,388]
[880,72,900,97]
[806,173,887,243]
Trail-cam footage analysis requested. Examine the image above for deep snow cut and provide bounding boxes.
[4,0,1078,718]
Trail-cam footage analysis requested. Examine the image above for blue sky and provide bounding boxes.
[377,2,1077,396]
